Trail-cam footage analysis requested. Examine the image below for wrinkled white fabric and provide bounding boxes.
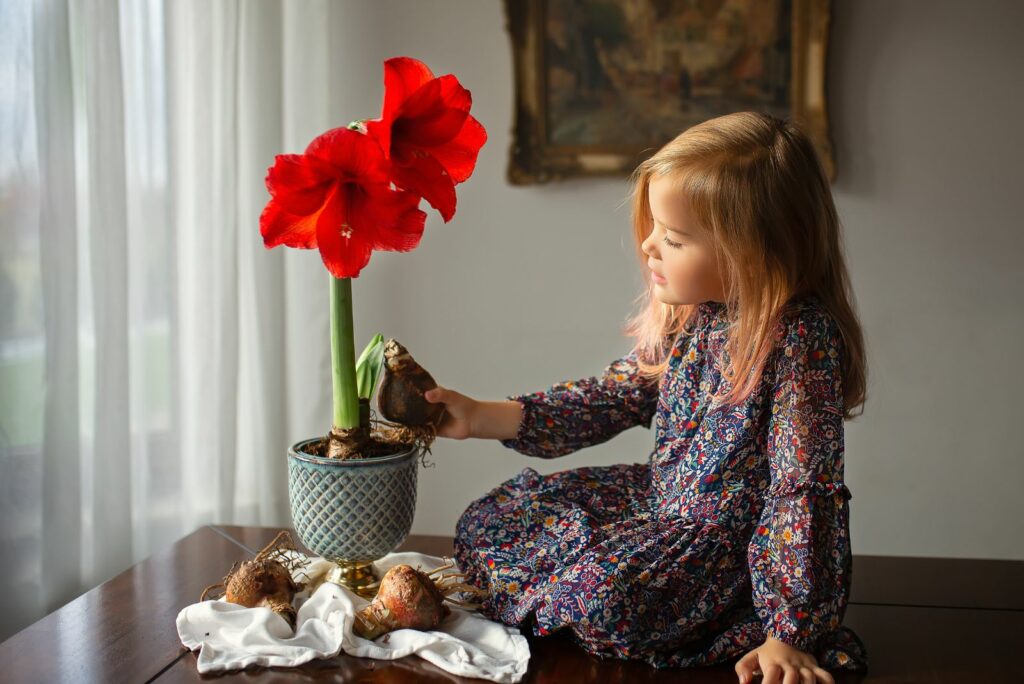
[176,550,530,682]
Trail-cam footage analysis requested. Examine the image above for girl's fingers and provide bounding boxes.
[812,667,834,684]
[734,649,759,683]
[737,649,826,684]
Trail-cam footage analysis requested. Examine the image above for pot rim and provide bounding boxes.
[287,436,420,468]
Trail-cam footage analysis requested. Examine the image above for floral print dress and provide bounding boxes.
[453,296,869,671]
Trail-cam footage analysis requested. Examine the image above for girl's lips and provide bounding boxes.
[651,271,668,285]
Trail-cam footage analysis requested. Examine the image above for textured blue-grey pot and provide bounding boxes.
[287,438,420,563]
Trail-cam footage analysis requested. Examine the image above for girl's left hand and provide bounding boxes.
[735,636,835,684]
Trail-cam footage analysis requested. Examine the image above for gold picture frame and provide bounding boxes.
[504,0,835,185]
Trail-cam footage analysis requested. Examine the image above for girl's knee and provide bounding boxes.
[456,499,483,540]
[455,491,509,558]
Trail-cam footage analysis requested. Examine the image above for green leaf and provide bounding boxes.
[355,333,386,400]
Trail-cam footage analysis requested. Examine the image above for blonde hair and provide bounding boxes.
[623,111,867,419]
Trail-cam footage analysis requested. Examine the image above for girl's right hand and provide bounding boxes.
[424,386,478,440]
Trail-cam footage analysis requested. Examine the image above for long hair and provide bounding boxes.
[622,111,867,419]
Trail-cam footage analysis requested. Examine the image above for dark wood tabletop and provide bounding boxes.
[1,525,1020,682]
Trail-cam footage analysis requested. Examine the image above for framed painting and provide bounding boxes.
[503,0,835,185]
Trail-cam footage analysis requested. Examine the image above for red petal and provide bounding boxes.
[396,75,471,147]
[314,189,372,278]
[381,56,436,117]
[265,153,333,215]
[424,114,487,183]
[351,185,427,252]
[373,57,437,156]
[363,118,391,158]
[259,197,321,249]
[304,126,390,185]
[390,144,457,222]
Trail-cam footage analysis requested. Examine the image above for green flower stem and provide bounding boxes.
[330,275,359,430]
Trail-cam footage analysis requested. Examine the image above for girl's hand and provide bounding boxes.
[423,386,479,440]
[735,636,834,684]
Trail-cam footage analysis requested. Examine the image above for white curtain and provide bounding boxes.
[0,0,349,640]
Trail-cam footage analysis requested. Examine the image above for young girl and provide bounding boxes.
[424,111,869,683]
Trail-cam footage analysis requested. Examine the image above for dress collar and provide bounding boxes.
[698,294,820,318]
[697,300,727,318]
[697,300,730,333]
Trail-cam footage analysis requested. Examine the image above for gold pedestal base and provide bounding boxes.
[326,560,381,599]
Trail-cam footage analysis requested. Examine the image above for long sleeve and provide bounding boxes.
[499,347,661,459]
[746,310,854,653]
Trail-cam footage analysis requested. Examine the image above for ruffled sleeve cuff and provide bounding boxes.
[765,478,853,500]
[498,394,546,457]
[762,601,843,653]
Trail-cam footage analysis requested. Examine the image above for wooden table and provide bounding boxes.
[1,525,1020,682]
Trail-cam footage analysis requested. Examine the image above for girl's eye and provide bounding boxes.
[662,235,682,249]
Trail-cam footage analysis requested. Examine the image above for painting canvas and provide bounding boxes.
[505,0,834,184]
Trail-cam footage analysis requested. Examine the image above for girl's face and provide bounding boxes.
[641,174,728,306]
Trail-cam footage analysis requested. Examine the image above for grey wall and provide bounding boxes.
[334,0,1024,560]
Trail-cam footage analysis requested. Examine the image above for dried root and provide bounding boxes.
[426,558,490,610]
[370,415,439,458]
[200,531,312,630]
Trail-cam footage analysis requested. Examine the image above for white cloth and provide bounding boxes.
[176,550,530,682]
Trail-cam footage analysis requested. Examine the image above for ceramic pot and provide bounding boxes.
[287,437,421,597]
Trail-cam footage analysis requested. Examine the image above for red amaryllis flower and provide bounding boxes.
[260,126,427,278]
[363,56,487,223]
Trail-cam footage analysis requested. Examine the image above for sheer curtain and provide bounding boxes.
[0,0,350,640]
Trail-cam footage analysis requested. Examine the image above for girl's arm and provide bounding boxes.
[746,310,854,655]
[497,347,660,459]
[462,398,524,440]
